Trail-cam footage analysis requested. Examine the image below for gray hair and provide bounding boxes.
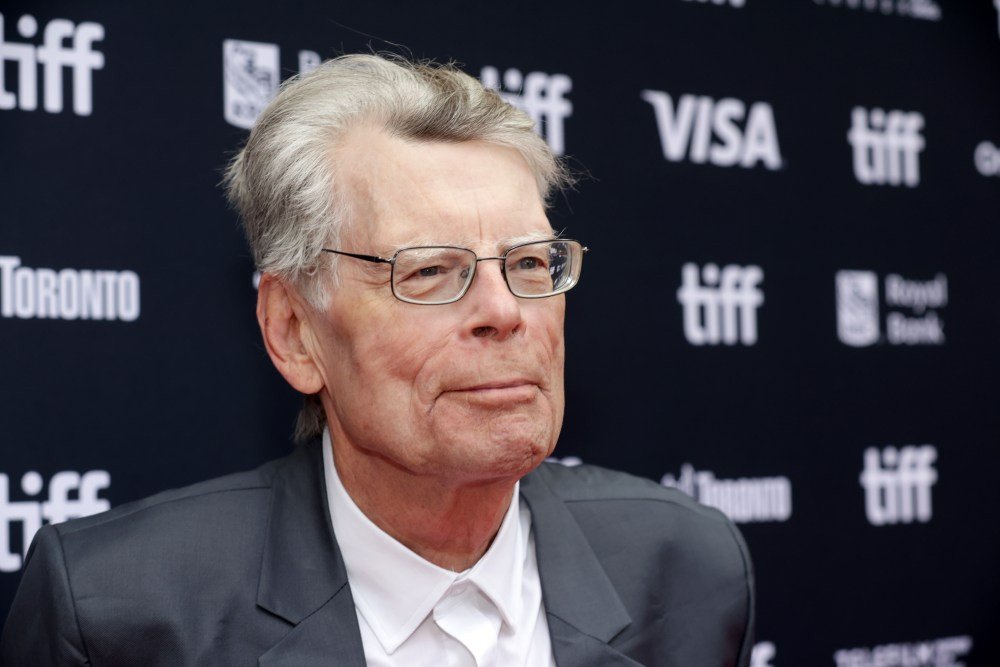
[223,53,571,443]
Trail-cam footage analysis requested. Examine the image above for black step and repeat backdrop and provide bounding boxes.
[2,0,998,664]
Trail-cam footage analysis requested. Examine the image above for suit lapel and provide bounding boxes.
[546,616,643,667]
[521,466,641,667]
[258,590,365,666]
[256,439,366,666]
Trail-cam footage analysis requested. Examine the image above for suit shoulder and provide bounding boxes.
[7,451,306,664]
[531,461,731,525]
[529,461,755,662]
[53,453,286,539]
[529,462,751,578]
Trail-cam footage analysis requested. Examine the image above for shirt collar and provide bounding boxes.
[322,429,527,654]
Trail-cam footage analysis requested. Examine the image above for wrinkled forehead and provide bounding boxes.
[336,130,552,255]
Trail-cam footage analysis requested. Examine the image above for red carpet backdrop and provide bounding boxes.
[1,1,998,664]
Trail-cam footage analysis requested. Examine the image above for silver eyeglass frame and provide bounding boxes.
[320,239,588,305]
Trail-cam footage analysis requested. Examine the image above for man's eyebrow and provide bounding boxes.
[382,230,560,255]
[495,230,561,250]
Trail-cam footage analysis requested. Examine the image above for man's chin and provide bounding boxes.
[435,430,553,484]
[425,397,559,480]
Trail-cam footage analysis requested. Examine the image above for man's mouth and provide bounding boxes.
[443,380,539,405]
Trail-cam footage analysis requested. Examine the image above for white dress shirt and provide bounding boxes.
[322,430,557,666]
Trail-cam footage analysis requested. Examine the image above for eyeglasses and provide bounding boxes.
[321,239,587,305]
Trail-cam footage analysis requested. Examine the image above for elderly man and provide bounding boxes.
[2,55,753,665]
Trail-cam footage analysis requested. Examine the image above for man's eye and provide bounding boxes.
[401,264,452,282]
[517,256,546,270]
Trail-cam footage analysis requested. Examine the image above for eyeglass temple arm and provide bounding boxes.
[321,249,392,264]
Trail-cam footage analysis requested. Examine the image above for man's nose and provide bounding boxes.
[463,260,524,340]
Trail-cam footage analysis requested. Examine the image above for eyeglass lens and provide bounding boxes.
[391,240,582,304]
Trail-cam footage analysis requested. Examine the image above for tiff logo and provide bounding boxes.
[0,13,104,115]
[860,445,937,526]
[641,91,782,170]
[481,66,572,156]
[0,471,110,572]
[847,107,925,187]
[677,263,764,345]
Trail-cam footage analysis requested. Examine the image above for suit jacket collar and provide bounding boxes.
[255,440,636,666]
[256,439,366,665]
[520,465,640,667]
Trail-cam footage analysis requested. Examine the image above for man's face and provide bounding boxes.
[306,129,565,486]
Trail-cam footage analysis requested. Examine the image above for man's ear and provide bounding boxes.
[256,273,325,395]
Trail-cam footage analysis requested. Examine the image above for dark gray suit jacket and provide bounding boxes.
[2,440,754,666]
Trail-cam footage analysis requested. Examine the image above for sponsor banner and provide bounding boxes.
[0,256,141,322]
[641,90,782,170]
[813,0,941,22]
[834,635,972,667]
[751,642,775,667]
[682,0,747,9]
[848,107,925,187]
[222,39,280,130]
[222,38,321,129]
[0,471,110,572]
[678,263,764,346]
[0,13,105,115]
[836,270,947,347]
[545,456,583,467]
[662,463,792,523]
[480,66,573,155]
[860,445,937,526]
[549,456,792,523]
[974,141,1000,177]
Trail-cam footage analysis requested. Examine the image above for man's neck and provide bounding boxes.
[329,435,517,572]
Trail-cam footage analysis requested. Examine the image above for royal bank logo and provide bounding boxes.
[223,39,280,130]
[677,263,764,346]
[661,463,792,523]
[0,471,110,572]
[834,635,971,667]
[813,0,941,22]
[835,270,947,346]
[835,271,880,346]
[860,445,937,526]
[641,91,782,170]
[848,107,925,186]
[480,66,572,156]
[974,140,1000,177]
[0,13,105,115]
[0,255,141,322]
[222,38,321,129]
